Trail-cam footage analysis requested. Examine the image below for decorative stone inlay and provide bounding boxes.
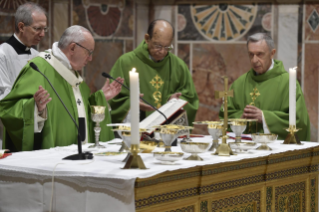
[308,9,319,32]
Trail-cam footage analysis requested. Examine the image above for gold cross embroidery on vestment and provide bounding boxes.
[250,87,260,106]
[149,75,164,108]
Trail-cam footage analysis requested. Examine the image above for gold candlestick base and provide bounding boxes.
[283,125,302,145]
[122,144,147,169]
[213,135,236,156]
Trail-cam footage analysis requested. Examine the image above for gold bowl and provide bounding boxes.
[251,133,278,150]
[153,152,184,164]
[180,142,211,161]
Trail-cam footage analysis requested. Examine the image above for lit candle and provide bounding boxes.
[289,67,297,126]
[129,68,140,145]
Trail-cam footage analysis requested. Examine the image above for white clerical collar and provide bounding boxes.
[14,33,30,51]
[268,59,274,71]
[51,42,73,70]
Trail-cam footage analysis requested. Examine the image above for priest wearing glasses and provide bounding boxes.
[0,2,47,149]
[109,19,199,125]
[0,25,123,152]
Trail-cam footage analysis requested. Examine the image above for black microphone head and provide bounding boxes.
[30,62,40,72]
[102,72,112,79]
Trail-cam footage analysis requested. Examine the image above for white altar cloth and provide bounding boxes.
[0,137,318,212]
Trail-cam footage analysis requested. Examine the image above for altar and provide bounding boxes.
[0,137,318,212]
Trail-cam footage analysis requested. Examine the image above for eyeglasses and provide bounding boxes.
[75,43,94,57]
[153,44,174,52]
[30,26,48,33]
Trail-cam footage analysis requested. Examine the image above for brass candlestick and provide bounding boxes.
[283,125,301,145]
[214,76,235,156]
[122,144,147,169]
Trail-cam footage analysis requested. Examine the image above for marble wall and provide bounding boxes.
[0,1,319,141]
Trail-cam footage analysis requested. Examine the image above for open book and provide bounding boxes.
[140,99,188,134]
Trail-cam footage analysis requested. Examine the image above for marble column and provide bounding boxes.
[277,5,299,70]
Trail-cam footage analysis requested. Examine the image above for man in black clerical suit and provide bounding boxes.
[0,2,47,148]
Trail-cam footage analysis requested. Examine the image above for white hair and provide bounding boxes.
[15,2,46,33]
[247,33,275,51]
[58,25,91,49]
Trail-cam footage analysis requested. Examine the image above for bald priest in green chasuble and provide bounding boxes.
[219,33,310,141]
[109,20,199,124]
[0,26,124,152]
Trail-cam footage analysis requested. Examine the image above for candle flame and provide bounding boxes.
[132,68,136,73]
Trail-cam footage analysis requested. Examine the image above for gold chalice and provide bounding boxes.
[229,119,247,143]
[89,106,106,148]
[193,121,223,151]
[207,122,223,151]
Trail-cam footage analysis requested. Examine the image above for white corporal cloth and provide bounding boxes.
[0,136,318,212]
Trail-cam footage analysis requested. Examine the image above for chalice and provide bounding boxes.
[229,119,247,143]
[208,122,223,151]
[193,121,223,152]
[89,105,106,148]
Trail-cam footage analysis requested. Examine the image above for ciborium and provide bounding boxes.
[89,105,106,148]
[180,142,211,161]
[251,133,278,150]
[154,125,193,152]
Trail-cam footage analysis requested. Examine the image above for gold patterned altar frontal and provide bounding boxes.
[135,147,319,212]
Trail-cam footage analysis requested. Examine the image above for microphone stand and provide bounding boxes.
[30,62,92,160]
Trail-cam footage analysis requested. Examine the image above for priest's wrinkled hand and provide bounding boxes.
[102,77,124,101]
[34,85,52,113]
[139,93,155,112]
[168,92,182,101]
[242,105,262,123]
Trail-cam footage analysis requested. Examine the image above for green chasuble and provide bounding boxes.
[219,60,310,141]
[0,56,114,152]
[109,41,199,125]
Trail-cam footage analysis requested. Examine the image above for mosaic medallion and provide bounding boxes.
[190,4,257,41]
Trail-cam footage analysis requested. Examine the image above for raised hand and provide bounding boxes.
[102,77,124,101]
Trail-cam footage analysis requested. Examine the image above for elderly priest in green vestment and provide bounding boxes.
[0,25,123,152]
[219,33,310,141]
[109,19,199,125]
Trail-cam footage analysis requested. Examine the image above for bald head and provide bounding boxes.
[145,20,174,61]
[147,19,174,40]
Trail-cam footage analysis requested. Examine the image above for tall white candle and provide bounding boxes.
[289,67,297,126]
[129,68,140,145]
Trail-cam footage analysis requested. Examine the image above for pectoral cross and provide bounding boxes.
[77,99,81,106]
[214,76,235,156]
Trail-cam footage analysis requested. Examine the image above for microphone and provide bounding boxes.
[30,62,93,160]
[102,72,169,124]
